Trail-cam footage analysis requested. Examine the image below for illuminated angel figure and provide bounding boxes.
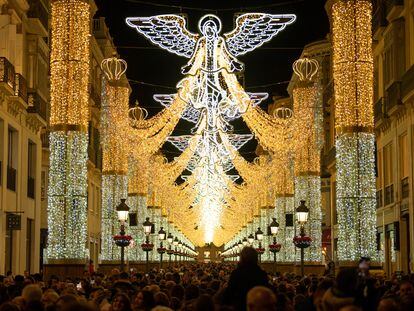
[126,13,296,132]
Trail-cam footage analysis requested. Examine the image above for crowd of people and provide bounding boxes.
[1,247,414,311]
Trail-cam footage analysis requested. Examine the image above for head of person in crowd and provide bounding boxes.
[247,286,277,311]
[112,293,132,311]
[239,247,259,267]
[399,280,414,298]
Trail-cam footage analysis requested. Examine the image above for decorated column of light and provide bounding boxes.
[128,106,150,262]
[100,56,130,261]
[330,0,377,261]
[46,0,90,260]
[273,108,295,262]
[292,57,323,262]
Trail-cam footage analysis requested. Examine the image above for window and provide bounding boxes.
[399,134,409,199]
[27,141,36,199]
[7,127,17,191]
[384,143,394,205]
[377,148,383,207]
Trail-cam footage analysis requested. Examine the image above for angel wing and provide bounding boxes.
[126,15,200,58]
[224,13,296,56]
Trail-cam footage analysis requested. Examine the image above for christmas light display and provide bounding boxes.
[46,0,90,260]
[292,57,323,262]
[331,0,377,261]
[127,13,295,244]
[100,56,130,261]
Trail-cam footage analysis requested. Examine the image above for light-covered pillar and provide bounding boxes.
[100,57,130,261]
[46,0,90,261]
[292,57,323,262]
[330,0,377,261]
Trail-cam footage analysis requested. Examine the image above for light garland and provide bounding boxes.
[46,0,90,261]
[331,0,377,261]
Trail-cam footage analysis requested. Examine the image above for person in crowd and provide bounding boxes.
[222,247,268,310]
[246,286,277,311]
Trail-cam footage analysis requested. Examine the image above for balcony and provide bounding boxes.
[27,0,49,32]
[7,166,16,192]
[27,176,35,199]
[0,57,15,93]
[401,177,409,199]
[27,91,48,123]
[14,73,27,103]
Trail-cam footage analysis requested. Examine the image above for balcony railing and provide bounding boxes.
[7,166,16,192]
[27,0,49,31]
[27,91,48,122]
[14,73,27,102]
[0,57,15,90]
[401,177,409,199]
[28,177,35,199]
[385,184,394,205]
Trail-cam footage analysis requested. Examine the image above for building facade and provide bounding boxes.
[1,0,123,275]
[0,0,49,275]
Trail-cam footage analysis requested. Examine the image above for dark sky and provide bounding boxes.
[95,0,330,161]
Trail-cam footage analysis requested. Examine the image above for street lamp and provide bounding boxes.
[178,241,183,263]
[247,233,255,245]
[167,233,174,266]
[269,218,279,236]
[142,217,154,273]
[157,227,166,268]
[173,237,179,265]
[114,199,130,272]
[255,227,264,263]
[268,218,281,273]
[294,200,310,277]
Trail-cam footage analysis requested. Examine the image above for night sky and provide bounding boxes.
[95,0,330,162]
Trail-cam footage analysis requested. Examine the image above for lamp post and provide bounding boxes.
[294,200,310,277]
[167,232,173,267]
[178,241,183,264]
[269,218,281,273]
[173,237,179,265]
[114,199,130,272]
[157,227,166,269]
[247,233,255,245]
[142,217,154,273]
[255,227,264,263]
